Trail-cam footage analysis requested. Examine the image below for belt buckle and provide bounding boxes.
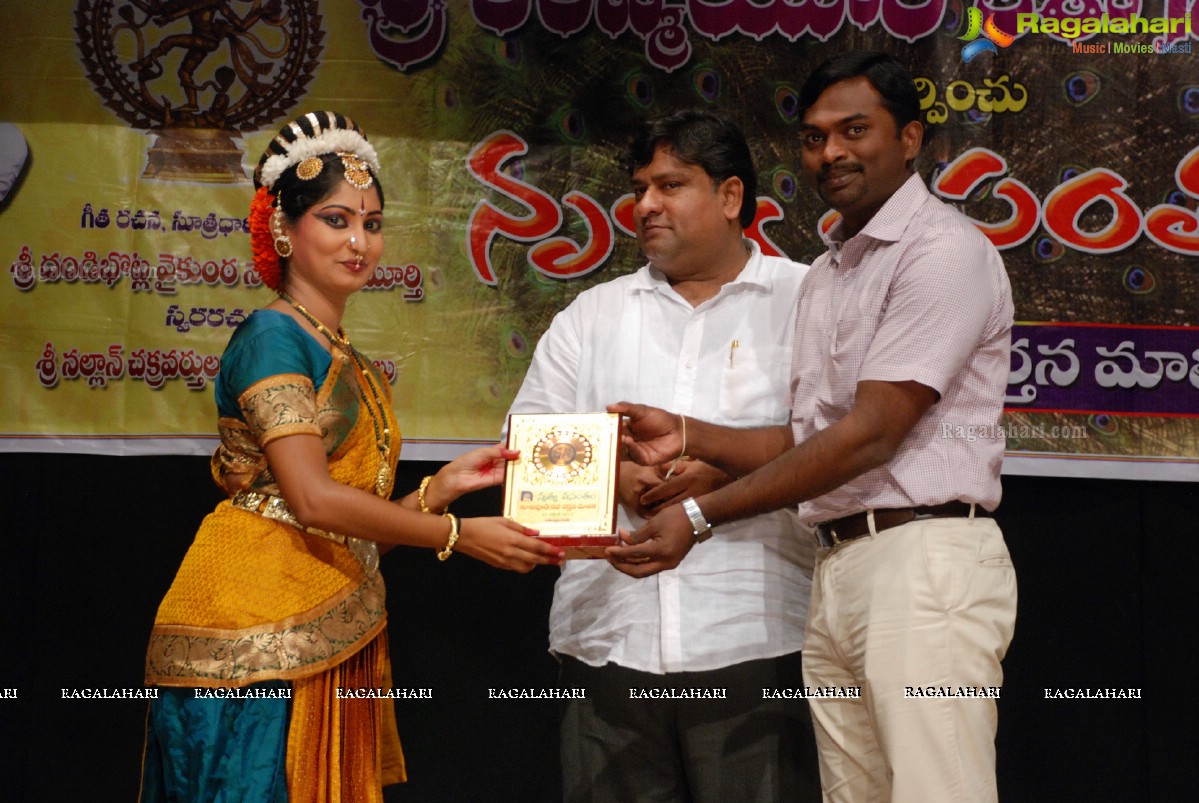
[816,523,842,549]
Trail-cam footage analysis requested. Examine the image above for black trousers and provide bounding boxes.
[559,652,820,803]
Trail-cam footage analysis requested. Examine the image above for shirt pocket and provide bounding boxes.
[820,312,866,414]
[716,342,792,422]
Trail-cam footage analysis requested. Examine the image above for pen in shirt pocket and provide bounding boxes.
[729,339,739,368]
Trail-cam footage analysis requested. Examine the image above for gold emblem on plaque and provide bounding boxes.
[532,430,593,480]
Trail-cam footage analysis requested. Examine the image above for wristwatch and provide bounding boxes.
[681,497,713,543]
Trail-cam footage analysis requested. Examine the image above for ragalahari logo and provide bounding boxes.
[960,6,1016,62]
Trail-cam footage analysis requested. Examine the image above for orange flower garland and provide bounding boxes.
[249,186,283,292]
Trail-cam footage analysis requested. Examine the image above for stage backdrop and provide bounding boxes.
[1,1,1196,481]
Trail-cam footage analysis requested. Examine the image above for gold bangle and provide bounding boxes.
[664,413,688,479]
[418,475,437,514]
[437,512,460,561]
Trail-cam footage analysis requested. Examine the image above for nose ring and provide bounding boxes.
[349,234,365,267]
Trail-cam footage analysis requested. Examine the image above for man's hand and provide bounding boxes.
[642,459,730,510]
[618,460,664,519]
[608,402,682,466]
[606,503,695,577]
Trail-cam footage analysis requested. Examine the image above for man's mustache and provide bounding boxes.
[819,163,863,180]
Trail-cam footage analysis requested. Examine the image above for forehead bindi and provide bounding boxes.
[318,185,382,214]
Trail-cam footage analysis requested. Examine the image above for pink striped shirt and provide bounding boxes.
[791,173,1014,526]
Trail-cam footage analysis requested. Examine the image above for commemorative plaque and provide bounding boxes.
[503,412,622,558]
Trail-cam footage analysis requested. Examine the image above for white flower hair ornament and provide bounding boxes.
[254,111,380,192]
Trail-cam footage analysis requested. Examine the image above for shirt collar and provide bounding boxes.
[820,172,930,249]
[638,238,772,296]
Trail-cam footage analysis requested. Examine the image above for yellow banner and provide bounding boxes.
[2,2,1197,479]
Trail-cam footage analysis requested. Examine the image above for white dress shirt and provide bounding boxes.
[508,241,814,673]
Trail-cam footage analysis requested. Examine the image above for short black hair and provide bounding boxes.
[627,109,757,229]
[798,51,921,134]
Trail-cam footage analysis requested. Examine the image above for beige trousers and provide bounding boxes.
[802,516,1017,803]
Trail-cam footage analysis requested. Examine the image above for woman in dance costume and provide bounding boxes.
[140,111,563,802]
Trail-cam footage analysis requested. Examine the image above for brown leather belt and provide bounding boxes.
[814,501,988,548]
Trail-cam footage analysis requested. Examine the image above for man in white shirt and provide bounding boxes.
[507,110,819,802]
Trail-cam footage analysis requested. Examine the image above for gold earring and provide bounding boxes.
[271,209,292,258]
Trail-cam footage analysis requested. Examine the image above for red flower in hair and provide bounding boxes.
[249,186,283,292]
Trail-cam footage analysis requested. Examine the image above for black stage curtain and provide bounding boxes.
[0,453,1194,801]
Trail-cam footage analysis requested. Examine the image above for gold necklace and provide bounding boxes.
[278,291,350,350]
[279,292,393,496]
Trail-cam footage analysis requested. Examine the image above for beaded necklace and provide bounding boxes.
[279,292,393,496]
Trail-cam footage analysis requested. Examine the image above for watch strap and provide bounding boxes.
[681,497,713,543]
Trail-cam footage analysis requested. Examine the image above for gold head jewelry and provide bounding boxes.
[338,151,373,190]
[295,156,324,181]
[254,111,380,192]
